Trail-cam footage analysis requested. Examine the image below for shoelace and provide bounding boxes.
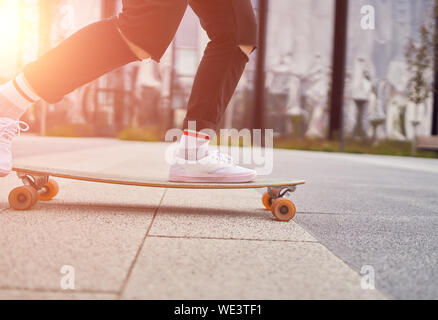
[208,150,234,164]
[0,119,29,142]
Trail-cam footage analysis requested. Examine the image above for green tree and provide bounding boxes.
[405,1,438,155]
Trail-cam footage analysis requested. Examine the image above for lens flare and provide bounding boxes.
[0,0,20,76]
[0,0,39,78]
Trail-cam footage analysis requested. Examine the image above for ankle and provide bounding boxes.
[178,129,210,160]
[0,73,41,120]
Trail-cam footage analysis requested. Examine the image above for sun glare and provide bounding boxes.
[0,0,39,78]
[0,1,20,49]
[0,1,20,77]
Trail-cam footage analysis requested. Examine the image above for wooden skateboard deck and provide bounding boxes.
[9,165,306,222]
[13,165,306,189]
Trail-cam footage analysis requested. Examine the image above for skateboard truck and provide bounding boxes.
[17,172,49,191]
[263,185,298,222]
[8,172,59,211]
[267,186,297,199]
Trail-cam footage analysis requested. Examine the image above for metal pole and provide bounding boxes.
[101,0,121,133]
[168,41,177,131]
[38,0,51,136]
[17,0,25,70]
[329,0,349,150]
[254,0,268,140]
[433,64,438,135]
[432,0,438,135]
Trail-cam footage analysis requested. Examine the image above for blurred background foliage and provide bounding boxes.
[0,0,437,158]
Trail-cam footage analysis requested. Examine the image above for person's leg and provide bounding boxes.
[22,0,189,104]
[0,0,188,176]
[20,19,139,104]
[0,18,139,176]
[170,0,258,183]
[183,0,258,131]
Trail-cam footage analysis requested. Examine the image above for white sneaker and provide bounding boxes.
[0,118,29,177]
[169,150,257,183]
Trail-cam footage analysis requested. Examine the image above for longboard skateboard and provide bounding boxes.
[9,165,306,222]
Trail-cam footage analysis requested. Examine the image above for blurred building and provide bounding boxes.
[0,0,436,140]
[263,0,435,140]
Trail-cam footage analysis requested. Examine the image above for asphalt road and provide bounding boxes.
[11,136,438,299]
[271,150,438,300]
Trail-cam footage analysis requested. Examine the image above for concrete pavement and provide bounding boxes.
[272,150,438,299]
[1,135,435,299]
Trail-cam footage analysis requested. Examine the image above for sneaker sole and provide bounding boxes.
[169,172,257,183]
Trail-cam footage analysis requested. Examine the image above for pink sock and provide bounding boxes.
[177,129,210,160]
[0,73,40,120]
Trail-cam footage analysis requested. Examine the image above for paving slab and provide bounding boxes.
[12,135,125,159]
[0,289,116,300]
[150,189,314,242]
[0,175,18,210]
[0,202,155,292]
[0,145,166,293]
[122,237,385,300]
[13,143,161,173]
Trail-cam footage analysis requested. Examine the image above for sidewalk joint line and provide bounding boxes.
[148,234,319,244]
[0,286,118,295]
[298,211,348,216]
[117,189,167,299]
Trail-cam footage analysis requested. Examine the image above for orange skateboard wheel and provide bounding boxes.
[262,192,273,210]
[271,198,296,222]
[9,186,38,211]
[38,179,59,201]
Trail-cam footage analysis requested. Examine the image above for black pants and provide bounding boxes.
[23,0,258,131]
